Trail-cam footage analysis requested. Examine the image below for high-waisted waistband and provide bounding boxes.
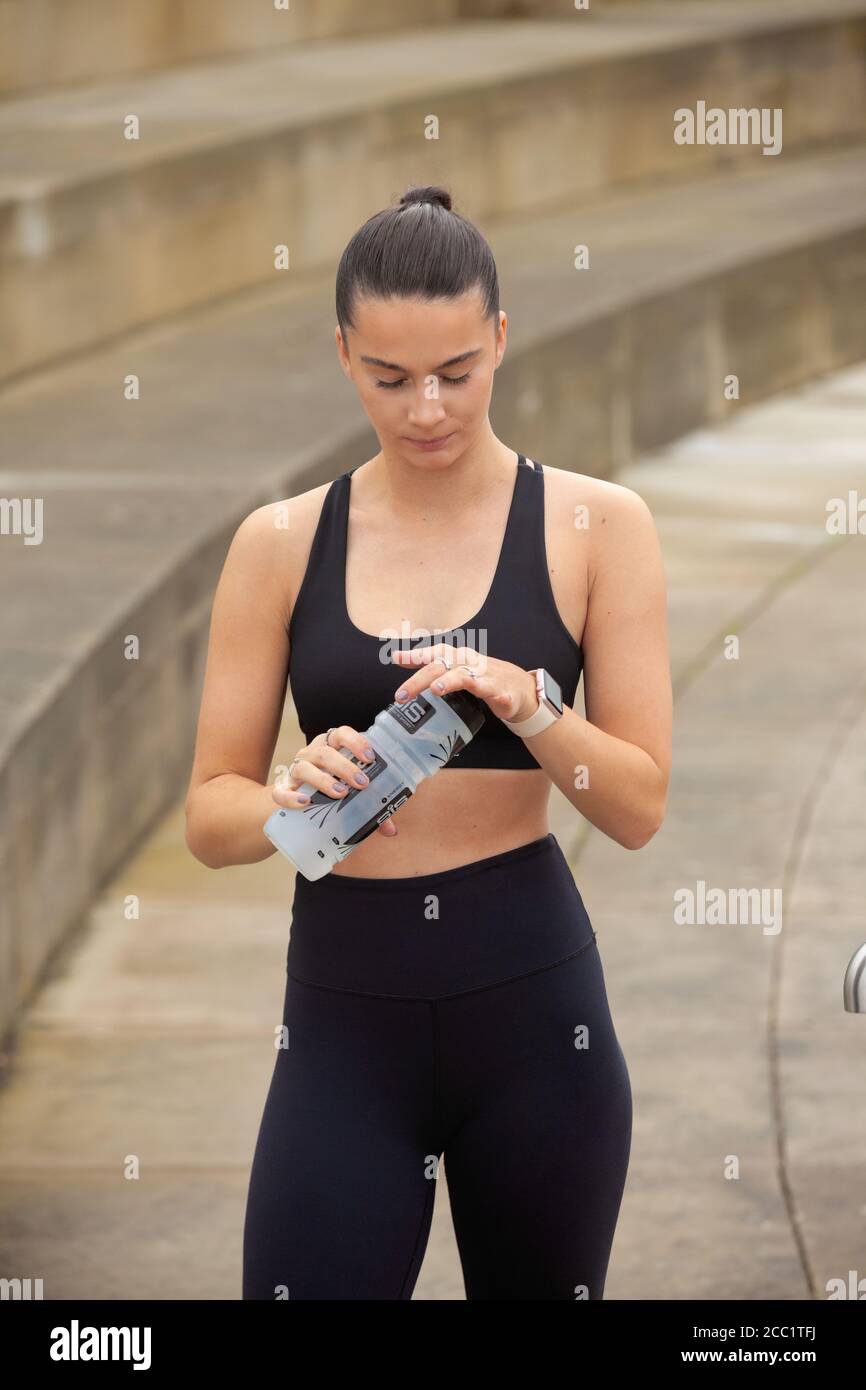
[286,832,597,999]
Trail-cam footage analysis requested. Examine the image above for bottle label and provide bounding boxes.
[343,786,413,847]
[386,692,437,735]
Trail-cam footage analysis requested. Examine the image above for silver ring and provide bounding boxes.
[459,664,479,677]
[288,756,302,780]
[438,653,454,670]
[325,727,338,748]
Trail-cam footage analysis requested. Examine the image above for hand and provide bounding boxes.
[271,727,398,836]
[391,642,538,724]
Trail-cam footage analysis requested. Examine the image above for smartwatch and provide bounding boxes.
[501,668,563,738]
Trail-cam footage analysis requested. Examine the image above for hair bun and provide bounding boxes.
[399,185,452,212]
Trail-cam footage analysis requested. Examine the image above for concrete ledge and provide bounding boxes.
[0,1,819,98]
[2,146,866,1046]
[0,0,462,98]
[2,0,865,382]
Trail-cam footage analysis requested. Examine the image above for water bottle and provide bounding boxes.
[263,688,486,881]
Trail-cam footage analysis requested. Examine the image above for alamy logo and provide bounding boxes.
[0,1276,43,1298]
[674,879,782,936]
[826,1269,866,1299]
[674,102,782,156]
[0,497,43,544]
[49,1320,151,1370]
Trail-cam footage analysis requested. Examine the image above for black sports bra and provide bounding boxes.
[287,453,584,770]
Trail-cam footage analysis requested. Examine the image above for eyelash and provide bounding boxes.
[375,372,472,390]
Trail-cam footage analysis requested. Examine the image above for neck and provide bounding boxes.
[367,431,519,523]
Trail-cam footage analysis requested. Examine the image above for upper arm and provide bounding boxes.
[185,503,291,803]
[581,481,672,795]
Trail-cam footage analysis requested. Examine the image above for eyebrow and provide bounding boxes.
[360,348,483,373]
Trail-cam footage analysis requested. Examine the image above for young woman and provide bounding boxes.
[185,184,672,1300]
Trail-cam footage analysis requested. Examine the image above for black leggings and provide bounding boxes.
[242,833,632,1300]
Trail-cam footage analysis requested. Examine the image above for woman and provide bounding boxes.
[185,184,672,1300]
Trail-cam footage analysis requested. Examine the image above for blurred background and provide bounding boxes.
[1,0,865,1300]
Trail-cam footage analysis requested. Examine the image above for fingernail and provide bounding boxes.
[395,688,408,701]
[363,746,375,761]
[297,795,310,804]
[354,772,369,787]
[333,780,348,792]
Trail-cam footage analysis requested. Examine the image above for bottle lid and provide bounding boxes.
[441,688,486,738]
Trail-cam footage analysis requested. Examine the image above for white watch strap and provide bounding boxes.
[502,703,557,737]
[501,670,559,737]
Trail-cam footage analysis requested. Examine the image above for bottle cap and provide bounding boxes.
[441,688,486,738]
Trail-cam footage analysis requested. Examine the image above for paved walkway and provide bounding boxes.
[1,362,864,1298]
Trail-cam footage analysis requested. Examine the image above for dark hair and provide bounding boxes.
[335,184,499,340]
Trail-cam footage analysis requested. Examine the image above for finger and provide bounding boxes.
[426,652,492,693]
[286,755,352,801]
[271,760,322,806]
[302,730,366,791]
[429,662,483,694]
[393,643,456,702]
[312,741,372,792]
[272,782,314,808]
[390,644,435,690]
[391,642,441,661]
[322,726,377,763]
[327,725,378,784]
[430,669,513,717]
[272,754,312,796]
[377,818,398,837]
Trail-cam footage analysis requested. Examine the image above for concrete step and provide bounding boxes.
[0,0,815,98]
[1,145,865,1042]
[3,0,865,383]
[0,0,466,99]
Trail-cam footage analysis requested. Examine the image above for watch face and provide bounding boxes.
[540,669,563,715]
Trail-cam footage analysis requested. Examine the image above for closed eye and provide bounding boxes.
[376,372,473,389]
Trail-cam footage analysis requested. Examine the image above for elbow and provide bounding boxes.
[623,825,660,851]
[184,799,224,870]
[186,837,224,871]
[623,799,667,851]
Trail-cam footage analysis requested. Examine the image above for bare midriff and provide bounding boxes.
[328,765,552,878]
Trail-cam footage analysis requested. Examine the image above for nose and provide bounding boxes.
[407,386,448,420]
[407,405,449,427]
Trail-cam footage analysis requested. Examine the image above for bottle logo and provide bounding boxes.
[388,691,437,735]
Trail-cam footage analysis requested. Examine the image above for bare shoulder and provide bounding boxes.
[215,482,333,633]
[540,463,652,518]
[238,479,332,538]
[538,465,660,593]
[258,480,335,625]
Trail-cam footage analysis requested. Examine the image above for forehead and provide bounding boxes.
[350,291,489,352]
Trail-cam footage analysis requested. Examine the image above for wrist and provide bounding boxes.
[501,667,565,739]
[512,667,541,723]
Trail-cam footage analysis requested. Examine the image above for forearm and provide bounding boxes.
[185,773,279,869]
[526,703,666,850]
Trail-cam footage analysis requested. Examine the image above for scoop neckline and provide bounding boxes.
[340,452,527,643]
